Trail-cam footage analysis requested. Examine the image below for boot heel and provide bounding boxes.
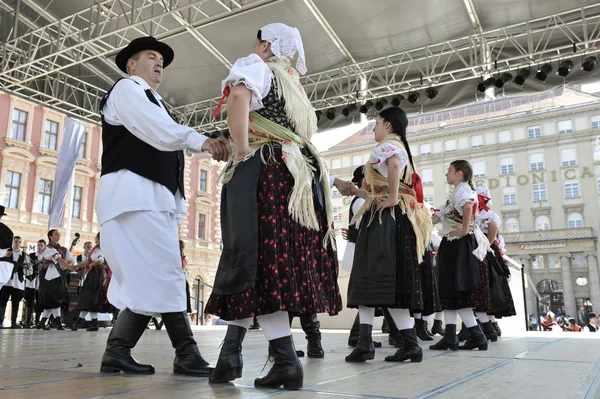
[283,379,303,390]
[410,353,423,363]
[100,366,121,373]
[478,344,488,351]
[210,367,242,382]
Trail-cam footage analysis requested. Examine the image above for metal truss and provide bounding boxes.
[176,4,600,133]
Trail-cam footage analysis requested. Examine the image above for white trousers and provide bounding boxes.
[102,210,185,316]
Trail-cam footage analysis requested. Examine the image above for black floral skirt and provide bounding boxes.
[487,246,516,318]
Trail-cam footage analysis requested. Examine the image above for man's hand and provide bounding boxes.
[201,137,231,162]
[333,178,357,196]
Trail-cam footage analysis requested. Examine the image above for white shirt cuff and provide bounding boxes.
[186,131,208,152]
[329,176,335,187]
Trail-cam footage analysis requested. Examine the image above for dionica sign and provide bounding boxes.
[474,167,595,189]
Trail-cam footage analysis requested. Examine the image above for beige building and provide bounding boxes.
[323,87,600,325]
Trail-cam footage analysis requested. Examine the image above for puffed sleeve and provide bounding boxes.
[431,230,442,248]
[368,143,409,178]
[91,248,105,263]
[221,54,272,111]
[454,183,477,212]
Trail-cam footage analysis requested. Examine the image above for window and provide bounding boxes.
[535,215,550,230]
[421,169,433,184]
[531,255,545,270]
[572,254,587,268]
[592,115,600,129]
[548,254,561,269]
[38,179,53,214]
[471,135,483,148]
[532,183,547,201]
[567,212,584,228]
[43,120,59,150]
[500,157,514,175]
[77,132,87,158]
[498,130,511,144]
[560,148,576,167]
[472,161,486,178]
[420,144,432,155]
[4,171,21,209]
[423,196,434,206]
[199,170,208,192]
[10,109,28,141]
[197,214,206,239]
[333,206,343,223]
[331,159,341,169]
[505,217,519,232]
[444,139,457,152]
[530,153,544,171]
[352,155,363,166]
[503,187,517,204]
[528,125,541,139]
[72,186,82,219]
[558,120,573,134]
[564,180,580,198]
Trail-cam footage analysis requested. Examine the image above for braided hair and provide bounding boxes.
[450,160,475,190]
[378,107,415,172]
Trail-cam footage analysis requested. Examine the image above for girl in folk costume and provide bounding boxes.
[205,23,342,390]
[73,232,116,331]
[37,229,75,330]
[429,160,491,351]
[345,107,435,363]
[474,187,516,338]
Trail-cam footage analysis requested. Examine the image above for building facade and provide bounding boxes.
[0,91,222,316]
[323,87,600,325]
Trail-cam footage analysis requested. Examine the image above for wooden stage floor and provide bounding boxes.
[1,326,599,399]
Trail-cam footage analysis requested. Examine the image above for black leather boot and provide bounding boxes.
[481,321,498,342]
[87,319,99,332]
[161,311,213,376]
[429,323,459,351]
[55,316,65,330]
[71,317,83,331]
[457,322,470,342]
[492,321,502,336]
[24,306,33,328]
[100,308,155,374]
[385,328,423,362]
[300,314,324,358]
[431,319,444,336]
[459,325,488,350]
[254,335,303,390]
[345,324,375,362]
[388,329,404,348]
[36,317,50,330]
[415,318,434,341]
[348,313,359,347]
[209,325,246,383]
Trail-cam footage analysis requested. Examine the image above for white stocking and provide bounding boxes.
[228,317,253,330]
[444,310,457,325]
[387,308,413,330]
[475,312,490,323]
[458,308,478,328]
[358,306,375,325]
[257,311,292,341]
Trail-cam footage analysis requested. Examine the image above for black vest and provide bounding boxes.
[100,78,186,197]
[11,252,26,283]
[347,197,361,243]
[586,323,597,332]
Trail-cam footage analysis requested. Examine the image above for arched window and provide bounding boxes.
[535,215,551,231]
[505,218,520,232]
[567,212,584,229]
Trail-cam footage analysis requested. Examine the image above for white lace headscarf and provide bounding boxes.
[476,186,493,205]
[260,23,307,75]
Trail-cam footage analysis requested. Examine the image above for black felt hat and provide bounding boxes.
[351,166,364,184]
[0,205,7,216]
[115,36,174,74]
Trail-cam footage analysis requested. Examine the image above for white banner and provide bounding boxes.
[48,118,87,229]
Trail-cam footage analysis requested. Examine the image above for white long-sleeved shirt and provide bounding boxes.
[96,75,208,225]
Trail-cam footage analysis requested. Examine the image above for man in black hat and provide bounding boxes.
[97,36,224,377]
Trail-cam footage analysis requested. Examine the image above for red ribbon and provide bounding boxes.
[212,86,230,119]
[412,172,424,204]
[477,193,490,211]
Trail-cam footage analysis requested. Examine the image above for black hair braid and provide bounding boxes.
[467,179,475,191]
[399,133,415,171]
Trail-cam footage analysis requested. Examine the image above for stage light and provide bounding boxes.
[391,96,404,107]
[407,92,420,104]
[315,110,323,120]
[494,73,513,88]
[582,56,597,72]
[535,64,553,82]
[513,69,530,86]
[375,98,388,111]
[425,87,438,100]
[359,100,374,114]
[342,104,358,117]
[477,77,496,93]
[557,60,574,77]
[326,108,336,120]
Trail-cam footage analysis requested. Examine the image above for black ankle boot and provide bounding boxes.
[492,321,502,336]
[481,321,498,342]
[429,323,459,351]
[415,319,434,341]
[388,330,404,348]
[459,325,488,350]
[55,317,65,330]
[348,313,359,347]
[457,322,470,342]
[87,319,99,331]
[10,304,20,329]
[100,309,155,374]
[210,325,246,383]
[431,319,444,336]
[162,311,213,376]
[71,317,83,331]
[345,324,375,362]
[37,317,50,330]
[385,328,423,362]
[254,335,303,390]
[300,314,324,358]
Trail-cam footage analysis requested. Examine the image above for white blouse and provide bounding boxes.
[42,246,74,281]
[475,209,502,234]
[369,143,409,178]
[221,54,272,111]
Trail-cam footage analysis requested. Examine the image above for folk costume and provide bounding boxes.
[0,207,14,291]
[24,249,43,327]
[97,36,212,376]
[0,248,29,328]
[206,23,342,390]
[37,242,73,330]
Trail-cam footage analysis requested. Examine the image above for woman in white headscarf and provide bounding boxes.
[204,23,342,390]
